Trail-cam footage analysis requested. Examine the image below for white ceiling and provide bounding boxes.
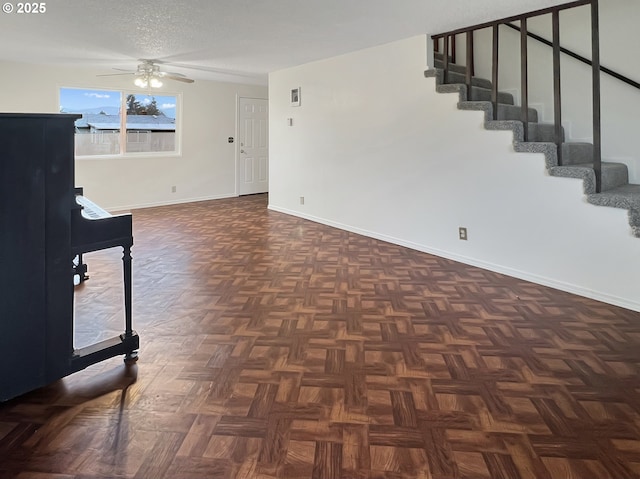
[0,0,570,85]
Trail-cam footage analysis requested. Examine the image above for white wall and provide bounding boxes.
[269,35,640,312]
[0,60,267,210]
[468,0,640,181]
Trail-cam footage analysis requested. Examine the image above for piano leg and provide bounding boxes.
[78,253,89,282]
[73,253,89,284]
[122,244,138,364]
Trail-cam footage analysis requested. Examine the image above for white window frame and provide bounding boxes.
[59,86,182,159]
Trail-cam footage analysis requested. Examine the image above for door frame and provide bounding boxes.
[235,95,269,196]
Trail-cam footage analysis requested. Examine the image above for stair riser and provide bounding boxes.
[444,71,493,90]
[469,88,514,105]
[433,59,468,75]
[562,143,594,165]
[601,164,629,191]
[497,104,538,123]
[560,144,627,191]
[527,123,564,143]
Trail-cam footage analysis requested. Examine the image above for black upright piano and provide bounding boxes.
[0,113,139,402]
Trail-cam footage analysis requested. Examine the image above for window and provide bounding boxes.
[59,88,179,157]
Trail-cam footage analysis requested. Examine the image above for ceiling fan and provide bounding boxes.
[98,60,195,88]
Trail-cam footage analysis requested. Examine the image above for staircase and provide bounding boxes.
[425,53,640,238]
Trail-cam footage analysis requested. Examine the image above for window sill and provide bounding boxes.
[76,151,182,160]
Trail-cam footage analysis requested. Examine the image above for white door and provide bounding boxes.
[237,97,268,195]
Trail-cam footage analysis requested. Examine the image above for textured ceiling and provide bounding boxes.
[0,0,570,85]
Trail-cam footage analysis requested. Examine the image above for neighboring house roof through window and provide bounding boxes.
[76,114,176,131]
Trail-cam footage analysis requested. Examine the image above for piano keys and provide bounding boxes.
[72,187,133,253]
[76,193,112,219]
[73,191,114,283]
[0,113,139,402]
[72,187,134,286]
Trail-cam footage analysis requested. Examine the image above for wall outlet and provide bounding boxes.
[171,186,177,193]
[300,196,304,205]
[459,227,468,240]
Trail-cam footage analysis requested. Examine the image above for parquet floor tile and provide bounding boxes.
[2,193,640,478]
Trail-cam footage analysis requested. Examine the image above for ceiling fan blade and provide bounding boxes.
[96,72,135,77]
[163,62,258,79]
[161,74,194,83]
[157,71,186,78]
[96,60,194,83]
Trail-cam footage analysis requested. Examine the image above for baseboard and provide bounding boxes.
[106,193,238,212]
[268,204,640,313]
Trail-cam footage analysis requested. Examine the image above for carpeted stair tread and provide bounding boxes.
[444,70,493,90]
[434,81,514,104]
[458,101,538,123]
[629,210,640,237]
[561,161,629,191]
[587,184,640,210]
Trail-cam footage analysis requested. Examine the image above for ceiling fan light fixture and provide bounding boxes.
[149,77,163,88]
[134,77,147,88]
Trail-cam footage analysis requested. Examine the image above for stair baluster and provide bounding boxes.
[492,25,499,121]
[465,31,473,101]
[443,35,449,84]
[591,0,602,192]
[521,18,529,142]
[451,34,457,64]
[552,11,563,166]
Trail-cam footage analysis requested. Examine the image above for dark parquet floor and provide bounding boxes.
[2,193,640,478]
